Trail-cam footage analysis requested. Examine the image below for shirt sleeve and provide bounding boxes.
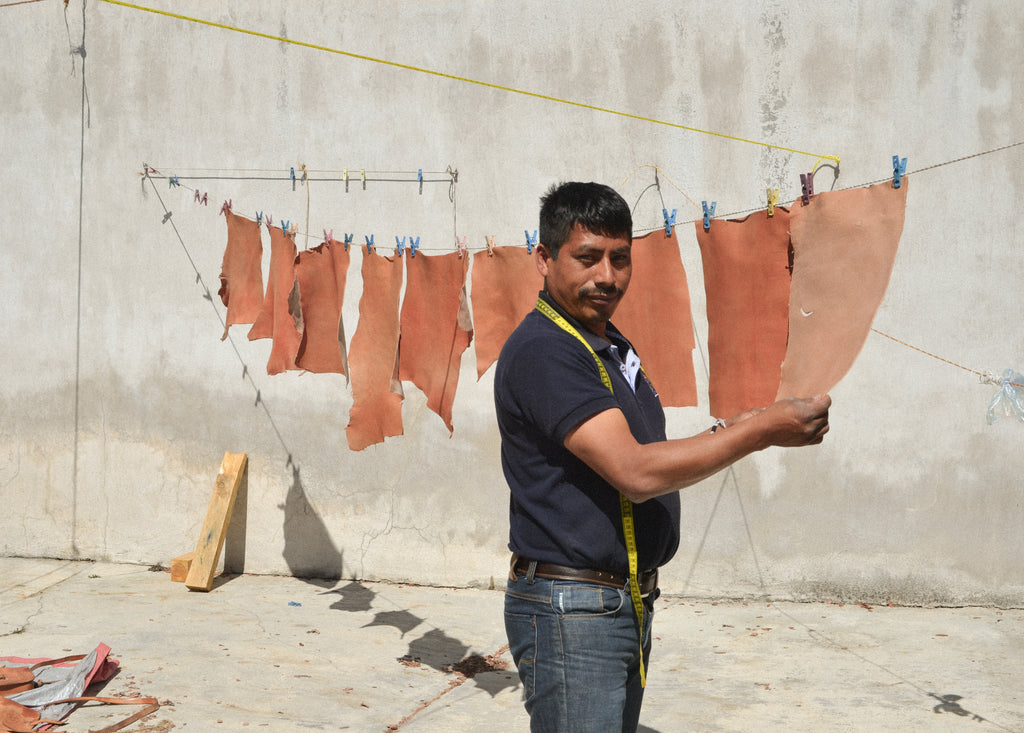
[499,326,621,446]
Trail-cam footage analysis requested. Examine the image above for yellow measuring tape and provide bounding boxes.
[535,298,648,687]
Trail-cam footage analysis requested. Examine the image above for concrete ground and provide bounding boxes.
[1,557,1022,733]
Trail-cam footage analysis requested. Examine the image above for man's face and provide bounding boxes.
[536,223,631,337]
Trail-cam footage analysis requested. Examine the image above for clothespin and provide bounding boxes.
[323,228,333,246]
[344,233,354,251]
[662,208,676,236]
[281,219,292,236]
[266,214,274,229]
[365,234,374,254]
[343,168,350,193]
[702,201,716,232]
[800,172,814,205]
[395,235,406,256]
[194,190,201,203]
[168,175,180,188]
[300,163,307,186]
[220,199,232,216]
[361,168,366,190]
[766,188,779,217]
[525,230,538,253]
[892,155,908,189]
[417,168,423,195]
[201,192,208,206]
[162,211,172,224]
[290,167,296,191]
[409,236,420,257]
[485,235,495,256]
[456,235,467,259]
[256,211,264,226]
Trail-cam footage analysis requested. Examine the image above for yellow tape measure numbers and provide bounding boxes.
[535,298,648,687]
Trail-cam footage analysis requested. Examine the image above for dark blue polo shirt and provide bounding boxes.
[494,291,681,573]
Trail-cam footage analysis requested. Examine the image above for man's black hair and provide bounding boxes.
[539,181,632,258]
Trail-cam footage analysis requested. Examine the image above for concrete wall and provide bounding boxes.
[2,0,1022,606]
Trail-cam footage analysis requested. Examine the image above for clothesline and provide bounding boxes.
[99,0,839,167]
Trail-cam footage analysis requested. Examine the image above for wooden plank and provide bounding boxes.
[185,452,247,592]
[169,552,194,582]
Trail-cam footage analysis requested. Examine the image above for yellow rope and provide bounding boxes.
[99,0,839,164]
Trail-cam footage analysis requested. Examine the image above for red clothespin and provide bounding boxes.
[456,235,467,258]
[800,172,814,205]
[766,189,779,217]
[194,190,202,203]
[485,235,495,256]
[201,192,208,206]
[220,199,232,216]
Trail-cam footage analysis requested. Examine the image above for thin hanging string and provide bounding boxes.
[870,329,1023,389]
[142,169,298,468]
[151,165,464,254]
[628,139,1024,234]
[98,0,838,166]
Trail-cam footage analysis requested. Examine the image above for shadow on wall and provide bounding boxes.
[279,463,344,585]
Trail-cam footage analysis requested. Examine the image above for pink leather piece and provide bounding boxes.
[470,246,543,378]
[695,209,792,418]
[399,251,473,434]
[614,229,697,408]
[248,225,302,375]
[776,180,908,399]
[294,240,351,375]
[346,251,404,451]
[217,210,264,340]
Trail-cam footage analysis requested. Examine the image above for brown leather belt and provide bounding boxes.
[511,554,658,596]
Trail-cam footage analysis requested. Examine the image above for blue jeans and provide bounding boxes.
[504,571,656,733]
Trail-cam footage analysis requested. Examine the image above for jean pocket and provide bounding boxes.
[504,612,536,701]
[551,582,625,617]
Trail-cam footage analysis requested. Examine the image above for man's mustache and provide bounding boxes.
[579,285,625,298]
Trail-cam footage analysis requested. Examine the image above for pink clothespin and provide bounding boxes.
[220,199,232,216]
[456,235,467,258]
[324,228,333,246]
[800,172,814,205]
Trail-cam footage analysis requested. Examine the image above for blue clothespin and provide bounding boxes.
[800,172,814,205]
[256,211,264,226]
[344,233,354,251]
[417,168,423,195]
[290,167,296,191]
[409,236,420,257]
[168,175,180,188]
[525,230,538,253]
[892,155,908,189]
[365,234,374,254]
[395,235,406,256]
[281,219,291,236]
[702,201,716,232]
[662,208,676,236]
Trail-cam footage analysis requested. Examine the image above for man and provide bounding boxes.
[494,181,830,732]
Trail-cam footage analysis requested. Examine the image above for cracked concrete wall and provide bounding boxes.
[1,0,1022,605]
